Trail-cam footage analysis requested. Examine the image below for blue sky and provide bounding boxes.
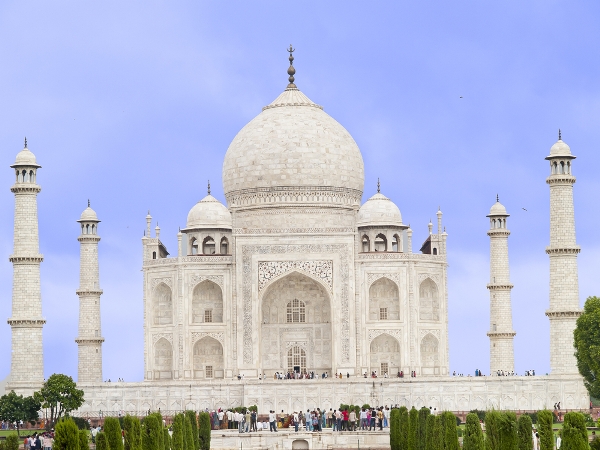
[1,1,599,382]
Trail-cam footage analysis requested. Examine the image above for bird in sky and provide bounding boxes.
[459,96,463,98]
[522,208,528,211]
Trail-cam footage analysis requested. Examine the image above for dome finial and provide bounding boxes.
[286,44,296,89]
[558,128,562,141]
[24,137,27,149]
[496,194,499,202]
[208,180,211,195]
[88,199,90,208]
[377,178,380,193]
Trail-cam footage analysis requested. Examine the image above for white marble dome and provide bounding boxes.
[186,195,232,229]
[12,147,40,168]
[488,201,508,217]
[548,138,573,158]
[357,192,403,227]
[79,206,100,222]
[222,87,364,200]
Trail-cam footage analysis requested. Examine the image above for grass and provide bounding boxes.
[0,429,43,437]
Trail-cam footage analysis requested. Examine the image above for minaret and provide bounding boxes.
[545,131,581,374]
[7,138,45,391]
[75,201,104,383]
[486,196,516,375]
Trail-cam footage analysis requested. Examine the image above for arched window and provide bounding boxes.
[287,346,307,373]
[152,251,157,260]
[419,278,440,321]
[192,280,223,323]
[375,234,387,252]
[433,248,438,255]
[220,237,229,254]
[86,224,90,234]
[392,234,401,252]
[369,277,400,321]
[553,162,558,174]
[154,338,173,379]
[203,237,216,254]
[193,337,224,379]
[567,161,571,174]
[92,224,96,234]
[153,283,172,325]
[560,161,565,174]
[362,235,370,253]
[191,239,198,255]
[420,333,439,368]
[286,299,306,323]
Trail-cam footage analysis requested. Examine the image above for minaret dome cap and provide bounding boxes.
[546,134,575,160]
[11,144,41,168]
[78,205,100,223]
[487,200,509,217]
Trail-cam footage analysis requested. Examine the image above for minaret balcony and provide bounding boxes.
[486,331,516,338]
[7,318,46,327]
[9,254,44,263]
[10,184,41,194]
[545,310,582,318]
[545,246,580,255]
[76,288,103,296]
[486,283,513,290]
[546,175,576,185]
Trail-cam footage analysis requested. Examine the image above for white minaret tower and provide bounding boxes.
[75,201,104,383]
[7,138,45,392]
[545,131,581,375]
[486,196,516,375]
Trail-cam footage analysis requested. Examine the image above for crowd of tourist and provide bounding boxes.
[22,432,54,450]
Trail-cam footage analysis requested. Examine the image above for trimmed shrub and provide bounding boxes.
[417,408,430,450]
[561,412,588,450]
[484,410,501,450]
[537,410,553,450]
[163,427,172,450]
[54,418,80,450]
[431,415,443,450]
[516,414,533,450]
[425,414,435,450]
[104,417,124,450]
[198,412,211,450]
[469,410,486,422]
[4,435,19,450]
[399,406,409,450]
[184,414,193,450]
[96,432,108,450]
[390,408,401,450]
[123,415,142,450]
[72,417,90,430]
[442,412,459,450]
[79,430,90,450]
[185,411,199,450]
[142,414,162,450]
[408,407,418,450]
[172,414,184,450]
[463,413,484,450]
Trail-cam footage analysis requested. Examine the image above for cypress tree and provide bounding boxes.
[537,410,553,450]
[185,411,199,450]
[172,414,184,450]
[516,414,533,450]
[463,413,484,450]
[151,413,165,450]
[104,417,124,450]
[500,412,518,450]
[431,415,443,450]
[124,415,142,450]
[198,412,211,450]
[442,412,459,450]
[96,432,108,450]
[484,410,502,450]
[142,414,161,450]
[390,408,401,450]
[163,427,172,450]
[54,418,80,450]
[417,408,430,450]
[408,407,419,450]
[561,412,588,450]
[184,414,194,450]
[79,430,90,450]
[399,407,409,450]
[425,414,436,450]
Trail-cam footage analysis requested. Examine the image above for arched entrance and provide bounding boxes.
[193,337,224,379]
[261,272,332,374]
[370,334,401,376]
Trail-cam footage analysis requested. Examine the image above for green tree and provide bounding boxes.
[172,414,184,450]
[149,413,165,450]
[124,415,142,450]
[417,408,430,450]
[185,411,199,450]
[103,417,124,450]
[54,418,80,450]
[574,296,600,397]
[96,432,108,450]
[425,414,436,450]
[499,412,518,450]
[431,415,443,450]
[390,408,401,450]
[442,412,459,450]
[163,427,172,450]
[399,407,409,450]
[561,412,588,450]
[516,414,533,450]
[184,414,194,450]
[0,390,41,436]
[4,434,19,450]
[484,410,501,450]
[79,430,90,450]
[198,412,211,450]
[537,410,553,450]
[142,414,162,450]
[463,413,484,450]
[34,374,84,427]
[408,407,418,450]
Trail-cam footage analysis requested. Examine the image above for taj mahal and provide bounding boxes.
[4,51,589,416]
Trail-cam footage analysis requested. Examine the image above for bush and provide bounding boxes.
[79,429,90,450]
[424,414,436,450]
[431,414,443,450]
[4,435,19,450]
[417,408,430,450]
[104,417,124,450]
[198,412,211,450]
[499,412,518,450]
[142,414,162,450]
[561,412,588,450]
[485,410,501,450]
[591,436,600,450]
[72,416,90,430]
[172,414,184,450]
[399,407,409,450]
[96,432,108,450]
[163,427,171,450]
[463,413,484,450]
[185,411,198,450]
[54,418,80,450]
[408,407,418,450]
[442,412,459,450]
[390,408,401,450]
[184,415,193,450]
[124,415,142,450]
[469,410,486,422]
[517,414,533,450]
[537,410,553,450]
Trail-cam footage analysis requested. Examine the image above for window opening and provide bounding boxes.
[286,299,306,323]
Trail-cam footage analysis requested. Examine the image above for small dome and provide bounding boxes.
[78,206,100,223]
[357,193,403,227]
[186,195,232,229]
[487,201,509,217]
[11,147,40,168]
[549,138,572,157]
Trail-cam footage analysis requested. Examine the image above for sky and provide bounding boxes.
[0,1,599,382]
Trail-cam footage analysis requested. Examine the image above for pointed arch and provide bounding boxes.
[202,236,215,254]
[369,277,400,321]
[193,337,224,379]
[419,278,440,321]
[192,280,223,323]
[374,234,387,252]
[420,333,439,370]
[369,333,401,376]
[154,338,172,379]
[153,283,173,325]
[361,235,370,253]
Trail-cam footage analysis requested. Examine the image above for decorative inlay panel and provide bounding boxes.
[258,260,333,293]
[189,275,224,290]
[367,273,401,288]
[152,333,173,345]
[417,273,441,285]
[151,277,172,290]
[368,329,402,343]
[234,227,354,235]
[419,329,441,340]
[192,332,225,345]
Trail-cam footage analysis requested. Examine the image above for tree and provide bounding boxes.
[142,414,162,450]
[537,410,553,450]
[54,418,80,450]
[485,410,501,450]
[163,427,172,450]
[96,432,108,450]
[0,390,41,436]
[4,434,19,450]
[124,415,142,450]
[431,415,443,450]
[516,414,533,450]
[172,414,184,450]
[425,414,436,450]
[390,408,401,450]
[34,374,84,427]
[104,417,124,450]
[408,407,419,450]
[417,408,430,450]
[198,412,211,450]
[184,414,194,450]
[574,296,600,397]
[499,412,518,450]
[463,413,484,450]
[79,430,90,450]
[442,412,459,450]
[561,412,588,450]
[185,411,199,450]
[399,407,409,450]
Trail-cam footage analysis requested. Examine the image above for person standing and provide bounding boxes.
[360,408,368,430]
[244,410,251,433]
[305,410,311,432]
[293,412,299,432]
[349,408,357,431]
[377,408,384,430]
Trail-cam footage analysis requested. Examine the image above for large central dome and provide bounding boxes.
[222,80,364,209]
